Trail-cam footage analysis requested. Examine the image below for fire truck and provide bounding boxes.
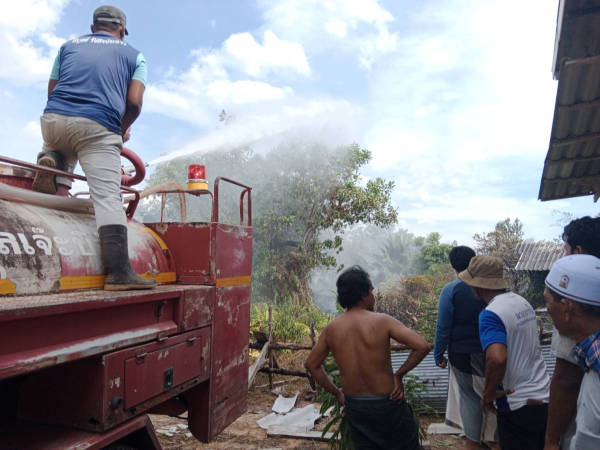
[0,149,252,449]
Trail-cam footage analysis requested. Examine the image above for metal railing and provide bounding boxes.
[0,156,141,219]
[0,156,253,226]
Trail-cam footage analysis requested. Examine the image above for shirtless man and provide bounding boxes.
[305,266,430,450]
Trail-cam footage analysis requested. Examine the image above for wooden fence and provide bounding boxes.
[248,305,553,388]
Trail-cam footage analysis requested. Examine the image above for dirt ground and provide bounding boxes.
[150,375,469,450]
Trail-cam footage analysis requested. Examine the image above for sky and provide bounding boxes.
[0,0,596,244]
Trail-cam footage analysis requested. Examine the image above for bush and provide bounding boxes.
[375,284,420,328]
[250,299,332,343]
[375,264,454,337]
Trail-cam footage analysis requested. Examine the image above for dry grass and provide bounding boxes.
[152,387,467,450]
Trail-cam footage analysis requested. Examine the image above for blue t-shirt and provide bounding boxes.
[433,279,487,364]
[45,32,147,135]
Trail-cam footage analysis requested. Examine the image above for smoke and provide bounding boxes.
[311,225,421,312]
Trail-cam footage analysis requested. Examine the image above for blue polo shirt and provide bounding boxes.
[45,32,147,135]
[433,279,487,365]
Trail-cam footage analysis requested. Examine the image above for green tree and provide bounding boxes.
[413,232,455,274]
[473,218,524,269]
[250,141,398,303]
[375,229,416,279]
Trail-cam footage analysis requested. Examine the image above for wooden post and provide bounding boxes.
[268,305,273,390]
[308,318,317,393]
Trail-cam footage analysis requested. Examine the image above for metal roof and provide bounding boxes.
[515,242,566,271]
[552,0,600,79]
[541,1,600,202]
[540,56,600,201]
[392,344,556,413]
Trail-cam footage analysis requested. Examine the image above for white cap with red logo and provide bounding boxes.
[546,254,600,306]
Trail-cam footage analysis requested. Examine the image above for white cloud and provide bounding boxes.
[0,0,69,86]
[205,79,293,103]
[144,27,314,126]
[416,188,431,202]
[258,0,398,69]
[210,19,217,29]
[22,120,41,138]
[354,0,577,244]
[143,24,353,152]
[325,20,347,38]
[222,30,311,78]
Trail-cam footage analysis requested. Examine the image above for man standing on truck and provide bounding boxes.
[32,5,155,291]
[305,266,430,450]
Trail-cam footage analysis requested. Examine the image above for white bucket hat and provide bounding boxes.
[545,255,600,306]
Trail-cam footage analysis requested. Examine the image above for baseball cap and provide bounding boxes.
[458,255,509,290]
[546,255,600,306]
[93,5,128,35]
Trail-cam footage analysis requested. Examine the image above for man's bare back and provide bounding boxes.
[326,309,405,395]
[305,266,429,450]
[305,270,430,403]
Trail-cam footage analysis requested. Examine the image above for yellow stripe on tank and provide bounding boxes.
[216,276,252,288]
[138,227,169,251]
[0,279,16,295]
[60,272,177,290]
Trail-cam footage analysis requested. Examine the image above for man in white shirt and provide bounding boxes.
[458,256,550,450]
[545,255,600,450]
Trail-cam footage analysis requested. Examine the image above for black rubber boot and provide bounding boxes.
[99,225,157,291]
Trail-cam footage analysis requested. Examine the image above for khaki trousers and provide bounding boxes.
[40,113,126,227]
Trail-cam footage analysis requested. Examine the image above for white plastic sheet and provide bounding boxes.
[272,393,298,414]
[258,404,322,430]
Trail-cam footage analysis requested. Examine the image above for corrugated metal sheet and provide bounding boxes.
[540,55,600,202]
[515,242,566,271]
[552,0,600,79]
[392,344,556,414]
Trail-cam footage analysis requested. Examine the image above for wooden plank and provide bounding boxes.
[259,367,312,378]
[249,341,434,352]
[268,305,273,390]
[267,425,334,441]
[308,319,317,392]
[272,352,281,369]
[248,341,270,386]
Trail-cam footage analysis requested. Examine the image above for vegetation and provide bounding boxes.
[413,232,456,274]
[473,217,524,269]
[318,356,353,449]
[375,263,455,340]
[250,300,331,343]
